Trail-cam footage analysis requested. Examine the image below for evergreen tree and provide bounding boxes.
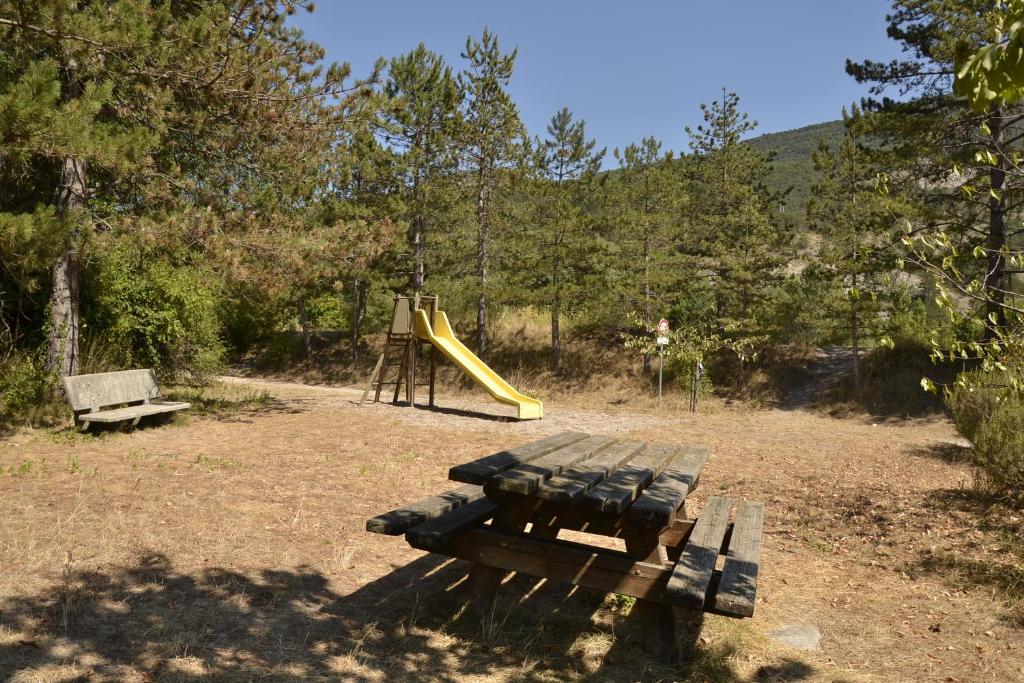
[380,44,461,294]
[846,0,1023,340]
[610,137,687,372]
[686,91,788,335]
[0,0,373,378]
[527,108,605,370]
[808,109,899,392]
[458,29,525,358]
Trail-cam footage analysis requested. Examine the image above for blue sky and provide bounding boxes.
[290,1,902,165]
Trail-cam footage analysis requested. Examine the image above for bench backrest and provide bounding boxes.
[62,369,162,412]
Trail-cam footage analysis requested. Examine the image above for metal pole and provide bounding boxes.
[658,347,663,406]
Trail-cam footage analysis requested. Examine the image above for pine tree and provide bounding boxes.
[527,108,605,370]
[0,1,374,378]
[846,0,1023,340]
[686,91,789,335]
[380,44,461,294]
[610,137,687,372]
[458,29,525,358]
[808,109,898,393]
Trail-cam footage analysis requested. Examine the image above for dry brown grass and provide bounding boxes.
[2,378,1023,681]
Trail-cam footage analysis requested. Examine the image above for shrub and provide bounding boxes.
[84,245,224,383]
[947,369,1024,497]
[945,371,1004,442]
[0,351,58,428]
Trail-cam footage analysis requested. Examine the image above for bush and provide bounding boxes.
[84,245,224,383]
[945,371,1004,442]
[0,352,58,428]
[972,395,1024,495]
[947,369,1024,497]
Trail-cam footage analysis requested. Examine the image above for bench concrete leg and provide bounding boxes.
[78,420,91,433]
[624,529,678,662]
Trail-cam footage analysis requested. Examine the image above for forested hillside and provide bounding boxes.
[747,120,845,230]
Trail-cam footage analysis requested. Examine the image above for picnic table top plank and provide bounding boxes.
[405,497,498,552]
[485,434,617,497]
[712,500,764,617]
[666,495,733,610]
[578,443,679,515]
[448,432,588,484]
[366,483,484,535]
[536,440,647,504]
[626,446,711,527]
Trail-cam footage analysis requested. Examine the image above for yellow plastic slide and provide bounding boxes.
[414,309,543,420]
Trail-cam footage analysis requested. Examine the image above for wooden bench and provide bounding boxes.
[62,369,191,431]
[367,432,765,662]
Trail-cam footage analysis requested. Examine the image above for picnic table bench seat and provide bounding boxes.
[63,369,190,430]
[366,432,766,661]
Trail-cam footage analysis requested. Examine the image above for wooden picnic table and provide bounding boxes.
[366,432,765,662]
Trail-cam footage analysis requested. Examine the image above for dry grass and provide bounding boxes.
[2,378,1023,681]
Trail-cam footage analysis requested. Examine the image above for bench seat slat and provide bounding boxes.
[627,447,711,528]
[366,484,484,535]
[536,440,646,504]
[448,432,588,484]
[712,500,764,617]
[406,497,498,551]
[79,401,191,423]
[666,496,733,609]
[485,435,616,497]
[579,444,679,515]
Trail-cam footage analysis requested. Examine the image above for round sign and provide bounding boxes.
[657,318,669,334]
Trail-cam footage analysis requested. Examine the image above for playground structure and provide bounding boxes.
[361,295,543,420]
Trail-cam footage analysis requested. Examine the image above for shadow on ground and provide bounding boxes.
[910,488,1024,625]
[1,552,819,681]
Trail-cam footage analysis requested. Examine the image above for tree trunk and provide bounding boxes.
[46,61,86,380]
[642,231,652,374]
[985,109,1008,339]
[851,275,860,397]
[411,214,425,294]
[46,153,87,379]
[298,298,312,361]
[551,287,561,372]
[475,175,489,359]
[350,279,367,363]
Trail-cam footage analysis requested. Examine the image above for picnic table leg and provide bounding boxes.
[464,505,532,612]
[624,529,678,662]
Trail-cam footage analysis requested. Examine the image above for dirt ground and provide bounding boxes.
[2,377,1022,682]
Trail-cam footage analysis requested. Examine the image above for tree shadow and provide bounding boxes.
[906,441,973,465]
[0,551,815,681]
[911,488,1024,626]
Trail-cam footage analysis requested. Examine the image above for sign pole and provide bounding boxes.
[655,318,669,407]
[658,347,663,406]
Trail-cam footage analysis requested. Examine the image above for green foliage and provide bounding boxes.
[0,352,57,427]
[84,244,224,382]
[305,292,348,330]
[954,0,1024,111]
[686,91,791,336]
[521,107,606,369]
[971,392,1024,496]
[947,369,1024,496]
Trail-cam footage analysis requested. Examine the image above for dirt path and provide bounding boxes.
[782,346,855,409]
[1,377,1021,682]
[217,374,677,437]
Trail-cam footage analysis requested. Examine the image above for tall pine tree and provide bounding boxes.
[458,29,525,358]
[686,91,788,335]
[527,108,605,370]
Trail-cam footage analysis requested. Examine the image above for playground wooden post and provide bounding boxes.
[362,294,438,409]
